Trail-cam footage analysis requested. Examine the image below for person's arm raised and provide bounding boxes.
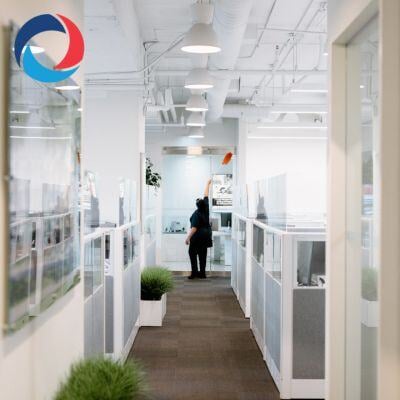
[204,179,212,198]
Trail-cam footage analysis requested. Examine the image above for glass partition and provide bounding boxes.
[345,17,379,400]
[252,225,264,265]
[237,219,246,247]
[297,241,326,287]
[84,237,103,299]
[265,232,282,281]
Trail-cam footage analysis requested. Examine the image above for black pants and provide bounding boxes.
[189,244,208,276]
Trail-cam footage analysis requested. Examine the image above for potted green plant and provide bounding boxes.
[145,158,161,190]
[140,266,173,326]
[361,267,378,327]
[54,357,145,400]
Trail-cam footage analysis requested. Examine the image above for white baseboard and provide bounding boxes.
[120,316,139,363]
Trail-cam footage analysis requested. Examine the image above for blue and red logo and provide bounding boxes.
[14,14,84,83]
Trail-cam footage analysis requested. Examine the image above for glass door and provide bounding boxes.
[345,17,379,400]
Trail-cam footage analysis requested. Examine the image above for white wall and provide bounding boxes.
[246,135,327,217]
[83,89,144,224]
[0,2,84,400]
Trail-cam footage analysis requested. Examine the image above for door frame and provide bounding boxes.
[327,0,400,399]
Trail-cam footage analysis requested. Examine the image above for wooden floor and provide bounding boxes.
[130,275,280,400]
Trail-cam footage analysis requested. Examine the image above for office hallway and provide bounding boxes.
[130,275,280,400]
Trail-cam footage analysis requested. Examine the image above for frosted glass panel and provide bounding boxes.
[345,18,379,400]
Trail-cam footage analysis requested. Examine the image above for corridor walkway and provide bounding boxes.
[130,275,280,400]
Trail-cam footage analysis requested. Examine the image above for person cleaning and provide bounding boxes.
[185,179,213,279]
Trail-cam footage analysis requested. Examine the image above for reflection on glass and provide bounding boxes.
[345,18,379,400]
[6,24,81,331]
[297,241,325,287]
[253,225,264,264]
[266,232,282,280]
[237,219,246,247]
[84,238,103,299]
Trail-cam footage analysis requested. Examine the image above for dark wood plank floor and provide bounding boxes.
[130,275,280,400]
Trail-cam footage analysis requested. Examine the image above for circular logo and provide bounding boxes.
[14,14,84,83]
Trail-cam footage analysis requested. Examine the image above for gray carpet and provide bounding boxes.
[130,275,280,400]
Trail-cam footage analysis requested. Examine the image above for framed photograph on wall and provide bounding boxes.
[212,174,233,207]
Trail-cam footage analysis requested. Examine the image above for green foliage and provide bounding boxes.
[362,267,378,301]
[145,158,161,189]
[54,358,146,400]
[141,267,174,301]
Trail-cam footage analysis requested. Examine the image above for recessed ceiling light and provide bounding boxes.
[187,112,206,127]
[360,85,365,89]
[291,89,328,93]
[9,110,30,115]
[181,23,221,54]
[9,125,56,130]
[55,85,80,91]
[185,68,214,90]
[323,52,328,56]
[257,125,327,129]
[186,94,208,112]
[77,108,83,112]
[270,110,328,114]
[249,136,327,140]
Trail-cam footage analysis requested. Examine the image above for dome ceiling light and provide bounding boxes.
[186,112,206,127]
[181,23,221,54]
[184,68,214,90]
[188,127,205,138]
[185,94,208,112]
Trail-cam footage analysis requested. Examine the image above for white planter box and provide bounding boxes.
[361,299,378,328]
[140,294,167,326]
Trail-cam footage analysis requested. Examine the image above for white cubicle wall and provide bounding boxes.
[231,214,252,318]
[84,221,141,362]
[241,217,326,399]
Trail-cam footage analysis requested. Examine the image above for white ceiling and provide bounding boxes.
[85,0,328,126]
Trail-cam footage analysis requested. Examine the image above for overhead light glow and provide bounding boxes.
[187,112,206,127]
[55,85,80,91]
[185,68,214,90]
[249,136,327,140]
[186,94,208,112]
[9,110,30,115]
[360,85,365,89]
[257,125,327,129]
[291,89,328,94]
[181,23,221,54]
[77,108,83,112]
[10,125,56,130]
[10,136,71,140]
[270,110,328,114]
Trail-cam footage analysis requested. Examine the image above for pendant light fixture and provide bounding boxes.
[181,23,221,54]
[181,3,220,54]
[188,127,205,138]
[186,112,206,127]
[184,68,214,90]
[185,94,208,112]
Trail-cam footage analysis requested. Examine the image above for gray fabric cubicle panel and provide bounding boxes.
[237,245,246,308]
[265,273,281,371]
[292,288,325,379]
[105,275,114,354]
[251,258,264,340]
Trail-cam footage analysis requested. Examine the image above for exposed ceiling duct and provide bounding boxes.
[206,0,254,121]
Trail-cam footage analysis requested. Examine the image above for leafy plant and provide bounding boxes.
[362,267,378,301]
[54,358,146,400]
[145,158,161,189]
[141,267,174,301]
